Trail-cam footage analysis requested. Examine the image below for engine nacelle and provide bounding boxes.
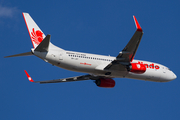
[129,63,146,74]
[95,78,115,88]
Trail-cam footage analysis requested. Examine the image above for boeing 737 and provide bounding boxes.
[5,13,177,88]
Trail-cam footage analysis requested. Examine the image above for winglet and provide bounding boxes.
[133,15,142,32]
[24,70,34,82]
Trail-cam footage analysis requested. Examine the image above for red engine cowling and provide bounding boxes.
[95,78,115,88]
[130,63,146,74]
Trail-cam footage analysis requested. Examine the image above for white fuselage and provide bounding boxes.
[32,46,177,82]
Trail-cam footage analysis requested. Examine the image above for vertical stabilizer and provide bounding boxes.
[22,12,46,48]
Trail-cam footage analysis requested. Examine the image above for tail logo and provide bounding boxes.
[31,28,43,45]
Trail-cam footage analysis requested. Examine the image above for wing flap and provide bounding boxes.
[37,74,92,84]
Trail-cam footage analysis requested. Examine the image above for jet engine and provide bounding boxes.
[129,63,146,74]
[95,78,115,88]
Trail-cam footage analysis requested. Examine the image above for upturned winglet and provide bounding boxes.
[24,70,34,82]
[133,15,142,32]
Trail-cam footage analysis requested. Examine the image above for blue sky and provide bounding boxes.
[1,0,180,120]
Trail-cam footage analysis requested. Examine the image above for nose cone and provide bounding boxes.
[160,71,177,82]
[166,71,177,81]
[172,72,177,80]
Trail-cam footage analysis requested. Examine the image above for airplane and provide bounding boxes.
[5,13,177,88]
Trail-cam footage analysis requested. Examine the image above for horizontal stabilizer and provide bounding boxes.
[35,34,51,52]
[4,51,33,58]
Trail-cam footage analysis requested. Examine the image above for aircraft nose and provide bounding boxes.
[172,72,177,80]
[167,71,177,81]
[160,70,177,82]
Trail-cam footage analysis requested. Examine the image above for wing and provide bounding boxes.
[104,16,143,71]
[24,70,102,84]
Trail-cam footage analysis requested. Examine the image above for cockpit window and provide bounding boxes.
[168,68,171,71]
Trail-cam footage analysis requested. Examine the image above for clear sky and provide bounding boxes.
[1,0,180,120]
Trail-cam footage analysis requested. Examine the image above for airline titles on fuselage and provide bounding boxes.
[137,61,160,69]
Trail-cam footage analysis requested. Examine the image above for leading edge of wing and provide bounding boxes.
[24,70,94,84]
